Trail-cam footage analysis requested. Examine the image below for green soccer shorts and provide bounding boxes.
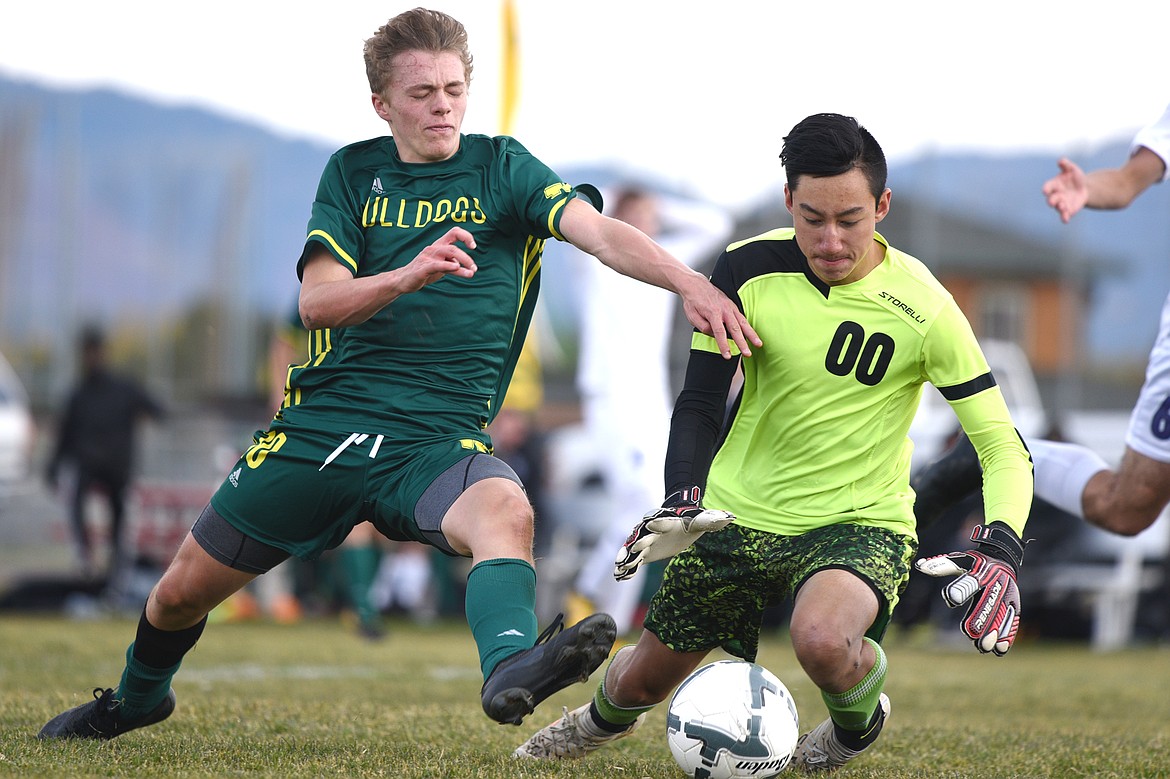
[644,522,916,661]
[209,424,519,561]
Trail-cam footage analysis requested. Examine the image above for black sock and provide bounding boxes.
[117,609,207,718]
[835,704,885,751]
[589,700,633,734]
[131,609,208,668]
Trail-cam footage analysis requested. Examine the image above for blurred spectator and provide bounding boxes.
[565,187,733,634]
[489,406,549,555]
[336,521,389,639]
[46,326,164,582]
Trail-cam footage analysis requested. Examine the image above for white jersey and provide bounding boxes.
[570,193,733,632]
[1131,103,1170,182]
[575,194,733,442]
[1126,103,1170,461]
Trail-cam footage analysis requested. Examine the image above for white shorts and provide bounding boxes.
[1126,290,1170,463]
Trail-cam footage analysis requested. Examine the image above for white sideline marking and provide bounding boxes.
[183,665,379,682]
[182,664,480,683]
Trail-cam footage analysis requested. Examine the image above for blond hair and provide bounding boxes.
[364,8,474,95]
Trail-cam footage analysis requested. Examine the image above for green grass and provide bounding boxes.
[1,615,1167,778]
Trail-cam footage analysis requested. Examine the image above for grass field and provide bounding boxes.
[1,614,1167,778]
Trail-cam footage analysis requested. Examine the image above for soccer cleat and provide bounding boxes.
[38,687,176,740]
[791,693,890,772]
[481,612,617,726]
[513,702,644,759]
[911,433,982,531]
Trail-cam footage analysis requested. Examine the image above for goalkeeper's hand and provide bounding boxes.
[914,522,1026,656]
[613,487,734,582]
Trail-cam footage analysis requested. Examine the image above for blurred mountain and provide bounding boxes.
[0,76,334,343]
[1,76,1167,394]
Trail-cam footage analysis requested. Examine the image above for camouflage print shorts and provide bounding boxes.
[644,522,917,662]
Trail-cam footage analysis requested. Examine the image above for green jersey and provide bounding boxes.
[282,133,595,441]
[693,229,1032,540]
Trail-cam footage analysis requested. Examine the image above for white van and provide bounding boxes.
[0,352,35,495]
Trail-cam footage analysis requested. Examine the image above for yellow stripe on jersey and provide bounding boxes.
[283,365,299,409]
[284,327,334,409]
[307,229,359,273]
[547,196,570,241]
[311,328,332,366]
[499,236,547,414]
[521,236,543,299]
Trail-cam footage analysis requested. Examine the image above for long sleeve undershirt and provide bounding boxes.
[663,350,740,496]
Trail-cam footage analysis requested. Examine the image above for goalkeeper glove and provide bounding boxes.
[914,522,1026,656]
[613,486,734,582]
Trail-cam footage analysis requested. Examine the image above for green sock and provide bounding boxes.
[593,668,655,727]
[116,643,180,720]
[822,637,887,731]
[465,558,537,679]
[341,545,381,625]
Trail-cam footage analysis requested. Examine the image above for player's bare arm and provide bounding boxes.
[558,197,760,358]
[1043,148,1165,223]
[299,226,478,329]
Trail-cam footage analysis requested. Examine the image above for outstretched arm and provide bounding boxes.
[1042,146,1166,223]
[558,197,761,359]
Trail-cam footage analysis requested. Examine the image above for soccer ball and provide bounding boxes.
[666,660,799,779]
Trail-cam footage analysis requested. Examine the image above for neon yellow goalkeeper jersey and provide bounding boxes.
[695,229,1032,540]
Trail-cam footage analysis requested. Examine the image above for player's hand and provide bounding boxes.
[613,487,734,581]
[1041,157,1089,224]
[398,227,478,292]
[680,278,762,360]
[914,522,1025,656]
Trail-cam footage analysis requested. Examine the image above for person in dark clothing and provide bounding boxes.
[46,326,165,580]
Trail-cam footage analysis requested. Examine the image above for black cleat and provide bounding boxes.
[911,433,982,530]
[38,687,176,740]
[481,612,616,726]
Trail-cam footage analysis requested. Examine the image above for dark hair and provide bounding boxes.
[610,186,654,214]
[780,113,887,201]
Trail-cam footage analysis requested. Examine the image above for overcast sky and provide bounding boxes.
[2,1,1166,210]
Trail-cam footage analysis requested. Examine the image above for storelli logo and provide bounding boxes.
[878,291,926,323]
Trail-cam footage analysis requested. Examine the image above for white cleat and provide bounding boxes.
[513,702,643,760]
[791,693,890,772]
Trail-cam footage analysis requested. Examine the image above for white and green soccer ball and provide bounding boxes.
[665,660,799,779]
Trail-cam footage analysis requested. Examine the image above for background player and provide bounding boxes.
[914,102,1170,538]
[566,186,734,635]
